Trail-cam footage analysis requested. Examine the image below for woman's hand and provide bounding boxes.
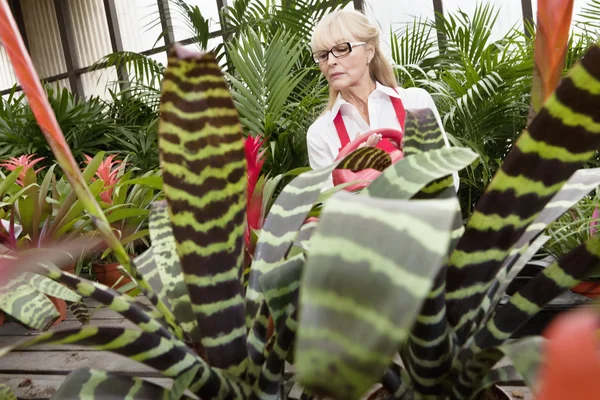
[357,133,382,148]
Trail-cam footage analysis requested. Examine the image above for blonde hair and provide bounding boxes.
[311,10,398,112]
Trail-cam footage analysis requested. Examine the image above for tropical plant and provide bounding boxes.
[0,21,415,397]
[543,195,600,269]
[0,86,132,165]
[93,0,351,180]
[3,2,600,400]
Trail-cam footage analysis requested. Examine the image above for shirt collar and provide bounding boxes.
[329,81,401,121]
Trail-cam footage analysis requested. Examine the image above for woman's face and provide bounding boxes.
[317,39,374,91]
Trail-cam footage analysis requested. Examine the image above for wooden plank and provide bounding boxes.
[0,374,200,400]
[0,318,135,337]
[0,351,159,376]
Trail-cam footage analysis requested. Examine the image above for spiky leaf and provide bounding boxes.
[296,192,457,399]
[445,44,600,342]
[69,300,90,325]
[364,147,477,200]
[0,278,59,330]
[51,368,196,399]
[336,146,391,172]
[158,46,247,372]
[136,201,201,344]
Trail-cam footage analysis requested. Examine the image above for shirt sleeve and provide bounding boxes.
[307,123,333,170]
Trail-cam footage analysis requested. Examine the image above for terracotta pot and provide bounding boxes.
[333,128,404,192]
[570,281,600,298]
[93,262,133,292]
[46,262,76,327]
[48,296,67,326]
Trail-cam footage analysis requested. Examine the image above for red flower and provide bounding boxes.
[244,134,266,250]
[84,154,126,204]
[0,154,45,186]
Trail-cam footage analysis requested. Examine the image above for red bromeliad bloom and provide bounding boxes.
[84,154,126,204]
[244,134,266,250]
[0,154,45,186]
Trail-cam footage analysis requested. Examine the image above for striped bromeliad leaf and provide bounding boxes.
[445,43,600,344]
[363,146,477,200]
[136,201,201,346]
[336,146,391,172]
[158,46,248,373]
[295,192,457,399]
[245,147,387,324]
[0,278,59,330]
[471,168,600,334]
[52,368,197,399]
[514,167,600,249]
[454,337,544,399]
[474,235,550,334]
[0,0,179,337]
[452,233,600,397]
[402,108,456,200]
[69,300,90,325]
[0,326,239,399]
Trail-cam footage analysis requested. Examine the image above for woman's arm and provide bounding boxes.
[307,123,334,170]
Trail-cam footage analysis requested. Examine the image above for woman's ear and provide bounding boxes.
[366,42,376,63]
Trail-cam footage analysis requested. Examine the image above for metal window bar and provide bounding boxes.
[53,0,84,97]
[103,0,129,92]
[521,0,534,37]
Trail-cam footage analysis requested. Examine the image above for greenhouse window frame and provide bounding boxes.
[0,0,535,97]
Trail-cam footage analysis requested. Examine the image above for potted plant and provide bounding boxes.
[543,197,600,298]
[85,155,161,293]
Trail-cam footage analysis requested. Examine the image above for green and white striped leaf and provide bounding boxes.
[515,167,600,248]
[69,300,90,325]
[51,368,197,400]
[364,147,477,200]
[23,272,80,302]
[445,44,600,344]
[296,192,457,399]
[0,278,59,330]
[259,252,304,329]
[158,47,247,372]
[0,327,210,394]
[255,305,298,399]
[246,147,383,323]
[473,168,600,335]
[402,108,457,200]
[136,201,200,345]
[37,265,180,341]
[336,146,391,172]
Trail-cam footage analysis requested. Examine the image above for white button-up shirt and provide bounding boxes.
[306,82,459,189]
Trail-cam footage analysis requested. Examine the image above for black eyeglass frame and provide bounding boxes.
[312,41,367,64]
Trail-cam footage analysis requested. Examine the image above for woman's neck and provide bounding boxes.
[340,79,376,125]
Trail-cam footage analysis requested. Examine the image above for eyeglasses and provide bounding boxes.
[312,42,366,64]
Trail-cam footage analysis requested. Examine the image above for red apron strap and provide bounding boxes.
[334,88,406,151]
[334,112,351,150]
[390,89,406,130]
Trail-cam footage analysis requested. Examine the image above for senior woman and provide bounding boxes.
[306,10,458,188]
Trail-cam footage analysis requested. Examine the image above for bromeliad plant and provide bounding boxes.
[2,3,600,400]
[0,5,420,397]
